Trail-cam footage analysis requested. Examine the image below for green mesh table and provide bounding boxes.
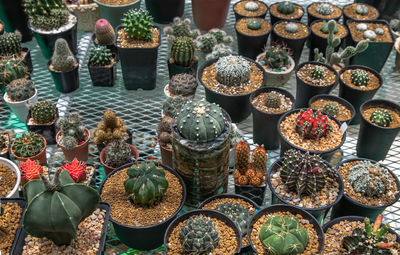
[1,0,400,254]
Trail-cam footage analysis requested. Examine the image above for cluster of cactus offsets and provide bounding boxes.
[263,45,289,69]
[0,32,22,56]
[94,19,115,45]
[104,140,132,168]
[24,0,69,31]
[169,73,198,97]
[31,100,57,124]
[163,96,189,118]
[351,69,370,87]
[122,9,153,41]
[322,102,340,116]
[170,36,195,67]
[61,158,87,183]
[264,92,281,108]
[311,66,325,79]
[163,17,200,43]
[296,109,332,140]
[208,28,233,45]
[248,20,262,30]
[124,161,168,206]
[94,110,128,145]
[179,215,219,254]
[355,4,369,15]
[12,132,45,157]
[194,33,218,54]
[245,1,259,11]
[278,1,295,14]
[206,44,233,60]
[88,46,112,66]
[56,112,86,149]
[316,3,334,15]
[234,142,267,186]
[370,109,393,127]
[343,215,392,254]
[215,202,250,236]
[158,116,174,148]
[19,159,43,184]
[6,78,35,101]
[259,215,309,255]
[285,23,298,33]
[51,39,76,72]
[215,55,251,86]
[0,57,27,85]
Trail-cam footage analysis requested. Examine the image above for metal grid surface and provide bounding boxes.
[0,0,399,254]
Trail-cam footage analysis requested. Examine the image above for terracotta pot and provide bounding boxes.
[56,128,90,162]
[158,140,172,168]
[100,143,139,175]
[11,134,47,164]
[191,0,231,31]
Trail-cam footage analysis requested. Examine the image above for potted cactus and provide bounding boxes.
[61,158,96,185]
[194,29,233,66]
[0,133,11,159]
[26,100,58,145]
[163,17,200,43]
[24,0,78,59]
[93,0,141,28]
[0,31,33,72]
[232,0,269,21]
[306,2,342,26]
[0,56,29,87]
[0,198,25,254]
[164,73,198,98]
[343,3,379,24]
[0,0,32,42]
[56,112,90,161]
[91,19,118,60]
[18,159,44,185]
[64,0,101,32]
[3,78,37,122]
[167,36,198,78]
[269,1,305,25]
[145,0,184,24]
[100,139,139,175]
[88,46,117,87]
[11,132,47,164]
[191,0,231,31]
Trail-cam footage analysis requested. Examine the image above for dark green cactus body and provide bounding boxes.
[214,201,250,236]
[263,45,289,69]
[89,46,112,66]
[122,9,153,41]
[323,102,339,116]
[248,20,262,30]
[56,112,86,149]
[170,36,195,67]
[311,66,325,79]
[370,109,393,127]
[0,32,22,56]
[6,78,35,101]
[31,100,57,124]
[51,39,76,72]
[351,70,370,87]
[22,169,100,246]
[277,1,295,14]
[24,0,69,31]
[12,133,45,157]
[0,57,27,85]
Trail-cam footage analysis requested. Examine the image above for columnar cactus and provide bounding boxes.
[322,102,339,116]
[315,3,334,15]
[124,161,168,206]
[93,110,128,145]
[163,96,189,118]
[163,17,200,43]
[296,109,332,140]
[215,201,250,236]
[215,55,251,86]
[6,78,35,101]
[51,38,76,72]
[370,109,393,127]
[169,74,198,97]
[88,46,112,66]
[264,93,281,108]
[56,112,86,149]
[170,36,195,67]
[19,159,43,184]
[259,215,309,255]
[311,66,325,79]
[252,145,267,174]
[0,32,22,56]
[24,0,70,31]
[0,57,27,85]
[278,1,295,14]
[235,141,250,175]
[104,140,132,168]
[179,215,219,254]
[94,19,115,45]
[351,69,370,87]
[61,158,87,183]
[285,23,298,33]
[122,9,153,41]
[263,45,289,69]
[31,100,57,124]
[355,4,369,15]
[12,133,45,158]
[158,116,174,148]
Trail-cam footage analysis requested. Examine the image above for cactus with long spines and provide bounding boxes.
[19,159,43,184]
[263,45,289,69]
[370,109,393,127]
[351,69,370,87]
[24,0,70,31]
[61,158,87,183]
[0,57,27,85]
[322,102,339,116]
[170,36,195,67]
[56,112,86,149]
[6,78,35,101]
[51,39,76,72]
[94,19,115,45]
[163,96,189,118]
[169,73,197,97]
[278,1,295,14]
[163,17,200,43]
[235,141,250,175]
[104,139,131,168]
[12,133,45,158]
[206,44,233,60]
[88,46,112,66]
[296,109,332,140]
[215,201,250,236]
[94,110,128,145]
[122,9,153,41]
[31,100,57,124]
[215,55,251,86]
[0,32,22,56]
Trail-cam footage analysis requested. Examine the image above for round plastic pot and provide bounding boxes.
[145,0,184,24]
[93,0,141,28]
[338,65,382,125]
[308,94,356,125]
[269,3,305,25]
[164,209,241,253]
[235,21,271,60]
[0,157,20,198]
[198,57,267,123]
[330,158,400,220]
[347,19,395,73]
[88,56,117,87]
[22,47,33,73]
[294,61,338,108]
[277,108,347,162]
[306,2,342,27]
[356,99,400,161]
[92,34,119,62]
[3,89,38,122]
[99,143,139,175]
[0,133,10,159]
[11,134,47,164]
[25,109,58,145]
[115,25,160,90]
[257,54,295,87]
[250,87,295,150]
[270,20,310,64]
[342,3,379,25]
[232,0,268,21]
[267,157,344,223]
[56,128,90,162]
[48,61,79,93]
[191,0,231,31]
[99,162,186,250]
[0,0,32,42]
[167,58,198,79]
[248,204,325,253]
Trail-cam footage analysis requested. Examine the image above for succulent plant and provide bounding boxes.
[0,32,22,56]
[94,19,115,45]
[390,19,400,31]
[348,161,390,197]
[51,38,76,72]
[263,45,289,69]
[322,102,339,116]
[12,132,45,158]
[296,109,332,140]
[22,169,100,246]
[244,1,259,11]
[0,57,27,85]
[248,19,262,30]
[31,100,57,124]
[370,109,393,127]
[19,159,43,184]
[285,23,298,33]
[179,215,219,254]
[316,3,334,15]
[375,28,384,35]
[158,116,173,148]
[169,73,197,97]
[356,23,368,31]
[122,9,153,41]
[264,92,281,108]
[206,44,233,61]
[277,1,295,14]
[235,141,250,175]
[281,149,335,195]
[61,158,87,183]
[320,22,338,34]
[215,201,250,236]
[208,28,233,45]
[364,30,377,40]
[56,112,86,149]
[93,110,128,145]
[163,17,200,43]
[215,55,251,86]
[6,78,35,101]
[24,0,70,30]
[104,140,132,168]
[252,145,267,174]
[311,66,325,79]
[355,4,369,15]
[259,215,309,255]
[124,161,168,206]
[88,46,112,66]
[170,36,195,67]
[195,34,217,54]
[163,96,188,118]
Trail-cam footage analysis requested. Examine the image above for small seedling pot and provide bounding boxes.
[3,88,38,122]
[88,54,117,87]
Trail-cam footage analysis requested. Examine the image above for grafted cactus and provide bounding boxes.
[295,109,332,140]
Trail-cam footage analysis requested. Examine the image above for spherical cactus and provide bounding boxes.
[244,1,259,11]
[104,140,132,168]
[285,23,298,33]
[195,34,217,54]
[179,215,219,254]
[158,116,174,134]
[122,9,153,41]
[51,38,76,72]
[19,159,43,184]
[6,78,35,101]
[370,109,393,127]
[323,102,340,116]
[375,28,384,35]
[159,132,172,147]
[31,100,57,124]
[235,141,250,175]
[124,161,168,206]
[311,66,325,80]
[206,43,233,61]
[12,133,45,158]
[296,109,332,140]
[176,100,226,142]
[208,28,233,45]
[277,1,295,14]
[316,3,334,15]
[163,96,189,118]
[163,17,200,43]
[56,112,86,146]
[215,201,250,236]
[263,45,289,69]
[363,30,377,40]
[356,23,368,31]
[0,57,27,85]
[170,36,195,67]
[169,73,198,97]
[355,4,369,15]
[88,46,112,66]
[0,32,22,56]
[94,19,115,45]
[264,93,281,108]
[60,136,78,150]
[215,55,251,86]
[247,20,261,30]
[351,69,370,87]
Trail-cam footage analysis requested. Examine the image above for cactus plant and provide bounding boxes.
[94,19,115,45]
[104,140,132,168]
[0,57,28,85]
[163,17,200,43]
[206,44,233,60]
[278,1,295,14]
[375,28,384,35]
[22,169,100,246]
[364,30,377,40]
[56,112,86,149]
[24,0,70,31]
[122,9,153,41]
[208,28,233,45]
[88,46,112,66]
[51,38,76,72]
[179,215,219,254]
[245,1,259,11]
[248,20,262,30]
[356,23,368,31]
[235,141,250,175]
[285,23,298,33]
[263,45,289,69]
[320,22,338,34]
[170,36,195,67]
[6,78,35,101]
[259,215,309,254]
[215,55,251,86]
[163,96,188,118]
[12,132,45,158]
[195,34,217,54]
[315,3,334,15]
[31,100,57,124]
[215,201,250,236]
[158,116,174,148]
[252,145,267,174]
[369,109,393,127]
[0,32,22,56]
[93,110,128,145]
[296,109,332,140]
[311,66,325,79]
[61,158,87,183]
[19,159,43,184]
[355,4,369,15]
[322,102,339,116]
[351,69,370,87]
[264,93,281,108]
[124,161,168,206]
[169,73,198,97]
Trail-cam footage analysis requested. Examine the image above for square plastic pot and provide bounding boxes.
[48,61,80,93]
[93,0,142,28]
[234,184,266,206]
[145,0,185,24]
[92,33,119,61]
[342,3,379,25]
[88,55,117,87]
[1,198,26,254]
[26,110,58,145]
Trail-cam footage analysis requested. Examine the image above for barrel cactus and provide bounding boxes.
[351,69,370,87]
[31,100,57,124]
[163,96,189,118]
[263,45,289,69]
[88,46,112,66]
[355,4,369,15]
[215,201,250,236]
[0,57,27,85]
[104,140,132,168]
[122,9,153,41]
[51,38,76,72]
[322,102,339,116]
[0,32,22,56]
[311,66,325,80]
[285,23,298,33]
[315,3,333,15]
[170,36,195,67]
[24,0,69,31]
[169,73,197,97]
[370,109,393,127]
[278,1,295,14]
[296,109,332,140]
[259,215,309,255]
[94,19,115,45]
[22,169,100,246]
[12,132,45,158]
[124,161,168,206]
[215,55,251,86]
[6,78,35,101]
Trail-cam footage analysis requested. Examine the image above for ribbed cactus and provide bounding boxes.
[259,215,309,255]
[351,69,370,87]
[248,20,262,30]
[215,55,251,86]
[56,112,86,149]
[169,73,198,97]
[296,109,332,140]
[0,32,22,56]
[12,132,45,158]
[264,93,281,108]
[355,4,369,15]
[311,66,325,80]
[252,145,267,173]
[315,3,333,15]
[104,140,132,168]
[195,34,217,54]
[88,46,112,66]
[278,1,295,14]
[370,109,393,127]
[31,100,57,124]
[170,36,195,67]
[235,141,250,175]
[215,201,250,236]
[263,45,289,69]
[285,23,298,33]
[61,158,87,183]
[179,215,219,254]
[24,0,69,31]
[163,96,189,118]
[94,19,115,45]
[245,1,259,11]
[51,39,76,72]
[124,161,168,206]
[0,57,27,85]
[322,102,339,116]
[6,78,35,101]
[93,110,128,145]
[19,159,43,184]
[0,135,7,152]
[163,17,200,43]
[122,9,153,41]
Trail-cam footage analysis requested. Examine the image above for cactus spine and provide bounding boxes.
[263,45,289,69]
[311,66,325,80]
[163,96,189,118]
[88,46,112,66]
[315,3,333,15]
[122,9,153,41]
[163,17,200,43]
[264,93,281,108]
[170,36,195,67]
[370,109,393,127]
[323,102,339,116]
[51,39,76,72]
[31,100,57,124]
[0,57,27,85]
[94,19,115,45]
[12,133,45,158]
[93,110,128,145]
[6,78,35,101]
[235,141,250,175]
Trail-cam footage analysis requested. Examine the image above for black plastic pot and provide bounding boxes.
[232,0,268,21]
[198,57,267,123]
[338,65,382,125]
[91,33,119,62]
[21,47,33,73]
[115,25,161,90]
[88,54,117,87]
[96,128,133,154]
[250,87,295,150]
[342,3,379,24]
[306,2,343,27]
[1,198,26,254]
[269,3,305,25]
[25,110,58,145]
[330,158,400,220]
[11,202,111,255]
[356,99,400,161]
[277,108,347,162]
[248,204,325,254]
[164,209,242,254]
[235,19,272,60]
[295,61,339,108]
[308,94,356,125]
[0,132,10,159]
[347,20,395,73]
[234,184,266,207]
[167,58,198,79]
[145,0,185,24]
[98,162,187,250]
[48,60,79,93]
[0,0,32,42]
